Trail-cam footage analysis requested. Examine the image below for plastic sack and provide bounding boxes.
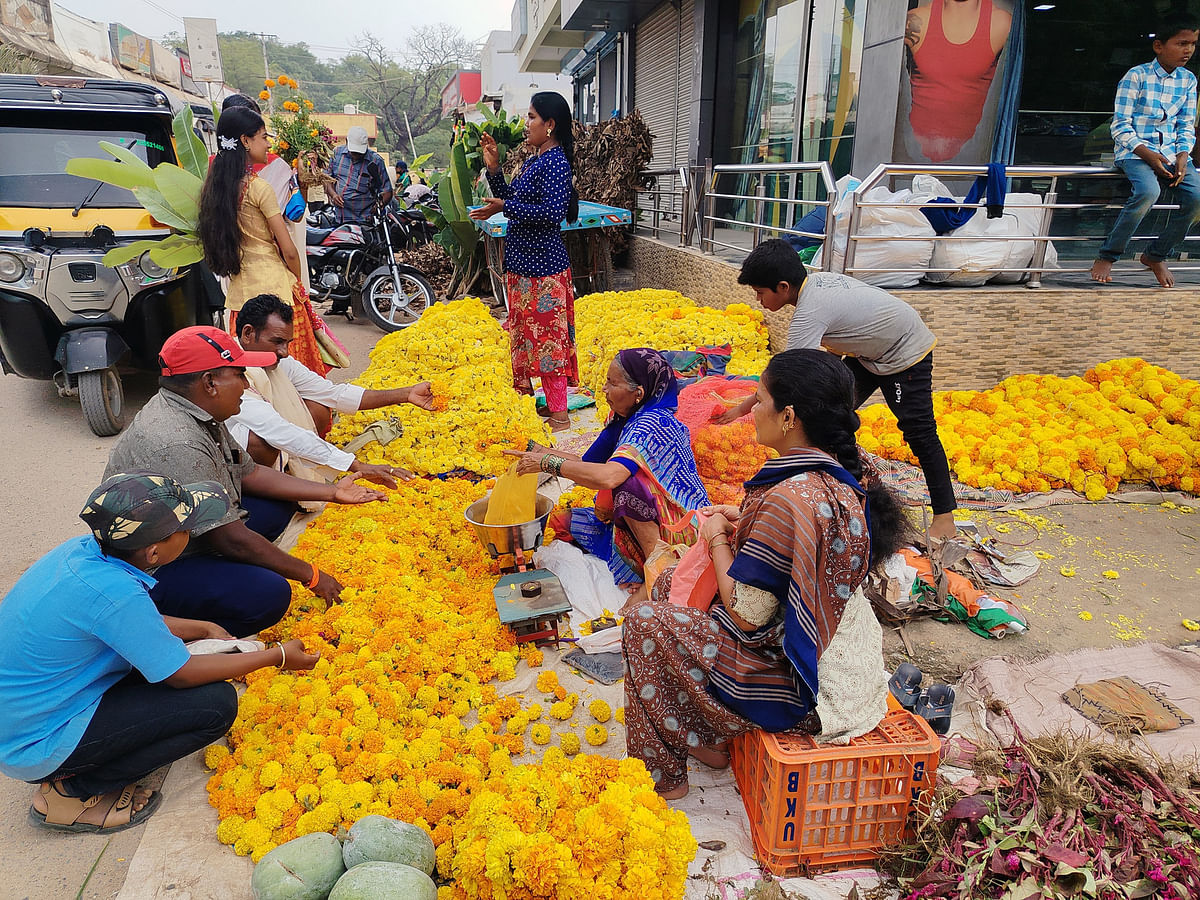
[484,462,537,525]
[676,376,775,505]
[829,181,938,288]
[643,540,685,589]
[535,540,627,623]
[926,193,1051,286]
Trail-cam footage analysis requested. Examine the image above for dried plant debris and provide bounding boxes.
[879,731,1200,899]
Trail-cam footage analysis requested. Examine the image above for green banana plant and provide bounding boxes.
[420,105,525,297]
[64,107,210,269]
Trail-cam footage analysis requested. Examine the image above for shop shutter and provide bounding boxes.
[674,0,695,171]
[634,0,694,216]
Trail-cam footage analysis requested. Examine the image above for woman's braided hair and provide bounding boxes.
[761,349,906,567]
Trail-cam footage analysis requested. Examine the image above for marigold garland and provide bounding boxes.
[857,358,1200,500]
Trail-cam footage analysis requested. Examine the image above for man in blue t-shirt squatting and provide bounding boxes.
[0,473,319,833]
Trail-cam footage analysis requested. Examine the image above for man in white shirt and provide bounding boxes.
[228,294,434,488]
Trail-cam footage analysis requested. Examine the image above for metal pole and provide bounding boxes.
[752,176,767,249]
[1027,175,1058,289]
[257,33,278,114]
[842,190,862,276]
[403,111,418,161]
[701,158,715,253]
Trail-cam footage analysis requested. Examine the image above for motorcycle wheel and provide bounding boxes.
[79,368,125,437]
[361,266,435,332]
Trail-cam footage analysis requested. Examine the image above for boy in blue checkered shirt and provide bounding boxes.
[1091,17,1200,287]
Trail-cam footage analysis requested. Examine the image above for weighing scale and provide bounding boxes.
[465,493,571,647]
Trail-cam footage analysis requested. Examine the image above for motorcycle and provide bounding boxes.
[305,205,436,332]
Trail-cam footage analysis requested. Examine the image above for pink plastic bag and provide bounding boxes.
[666,512,719,612]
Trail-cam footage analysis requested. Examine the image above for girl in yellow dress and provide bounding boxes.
[198,107,328,375]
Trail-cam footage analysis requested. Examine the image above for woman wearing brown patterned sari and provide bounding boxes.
[624,349,906,799]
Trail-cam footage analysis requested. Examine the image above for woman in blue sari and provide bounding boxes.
[508,348,709,586]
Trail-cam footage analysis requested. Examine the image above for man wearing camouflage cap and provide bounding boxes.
[0,472,318,834]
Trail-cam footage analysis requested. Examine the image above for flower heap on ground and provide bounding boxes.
[574,290,770,420]
[206,478,696,897]
[326,298,551,477]
[856,358,1200,499]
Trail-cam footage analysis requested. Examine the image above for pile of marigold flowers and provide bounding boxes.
[857,358,1200,499]
[574,290,771,418]
[328,298,551,477]
[205,478,696,895]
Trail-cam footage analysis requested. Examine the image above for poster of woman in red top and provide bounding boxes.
[896,0,1014,164]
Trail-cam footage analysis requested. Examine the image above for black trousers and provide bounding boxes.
[844,352,957,516]
[43,677,238,798]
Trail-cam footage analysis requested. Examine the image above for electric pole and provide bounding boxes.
[254,32,279,113]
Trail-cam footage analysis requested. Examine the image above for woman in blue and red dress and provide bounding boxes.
[471,92,579,433]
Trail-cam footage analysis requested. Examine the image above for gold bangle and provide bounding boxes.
[708,539,730,553]
[277,642,287,668]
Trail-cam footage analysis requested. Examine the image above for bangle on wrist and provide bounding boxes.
[277,642,287,668]
[306,563,321,589]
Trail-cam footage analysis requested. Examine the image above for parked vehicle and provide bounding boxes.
[0,75,212,436]
[305,205,436,332]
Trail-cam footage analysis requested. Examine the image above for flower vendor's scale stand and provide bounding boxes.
[472,201,632,312]
[464,493,571,646]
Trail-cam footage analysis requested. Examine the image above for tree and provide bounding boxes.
[350,27,478,151]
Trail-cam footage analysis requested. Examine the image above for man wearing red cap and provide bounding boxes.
[105,326,385,637]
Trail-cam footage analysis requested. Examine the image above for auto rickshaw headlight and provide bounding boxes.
[137,251,171,280]
[0,252,26,283]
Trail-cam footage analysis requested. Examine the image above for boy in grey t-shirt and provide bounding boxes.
[719,240,956,540]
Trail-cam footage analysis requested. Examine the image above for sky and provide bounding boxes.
[74,0,513,58]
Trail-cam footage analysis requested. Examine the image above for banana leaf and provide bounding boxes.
[152,163,202,226]
[450,143,473,219]
[97,140,157,179]
[64,157,157,192]
[171,107,210,182]
[437,175,464,222]
[101,238,167,267]
[131,186,193,232]
[476,101,499,125]
[147,233,204,268]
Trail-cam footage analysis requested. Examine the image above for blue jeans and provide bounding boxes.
[1099,157,1200,262]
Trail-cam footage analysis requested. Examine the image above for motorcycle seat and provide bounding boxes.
[306,226,336,246]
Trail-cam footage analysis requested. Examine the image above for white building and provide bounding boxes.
[479,30,572,120]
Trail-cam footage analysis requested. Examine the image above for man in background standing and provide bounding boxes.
[326,126,393,225]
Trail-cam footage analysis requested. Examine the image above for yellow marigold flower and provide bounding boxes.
[585,724,608,746]
[505,714,527,736]
[258,90,270,101]
[215,815,245,845]
[1183,618,1200,631]
[614,706,625,725]
[526,702,543,720]
[204,744,230,769]
[1078,611,1093,621]
[1060,565,1077,577]
[549,701,573,720]
[588,699,611,723]
[264,79,275,88]
[536,670,559,694]
[559,732,581,754]
[1102,570,1120,579]
[304,99,314,109]
[531,724,551,745]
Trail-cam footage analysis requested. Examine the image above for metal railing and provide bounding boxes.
[630,158,1200,288]
[632,166,691,245]
[840,163,1200,288]
[696,161,837,258]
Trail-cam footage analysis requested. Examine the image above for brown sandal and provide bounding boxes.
[28,781,162,833]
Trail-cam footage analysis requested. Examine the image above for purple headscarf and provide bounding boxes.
[584,348,680,464]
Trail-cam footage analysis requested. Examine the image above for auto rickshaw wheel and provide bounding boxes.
[79,369,125,437]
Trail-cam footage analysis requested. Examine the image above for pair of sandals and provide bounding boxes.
[888,662,955,735]
[29,780,161,834]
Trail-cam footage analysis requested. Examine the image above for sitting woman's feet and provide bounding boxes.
[689,744,730,770]
[655,780,689,800]
[29,780,161,833]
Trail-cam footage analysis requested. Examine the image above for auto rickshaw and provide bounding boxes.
[0,75,214,436]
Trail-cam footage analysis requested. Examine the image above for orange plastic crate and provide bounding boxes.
[729,709,939,876]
